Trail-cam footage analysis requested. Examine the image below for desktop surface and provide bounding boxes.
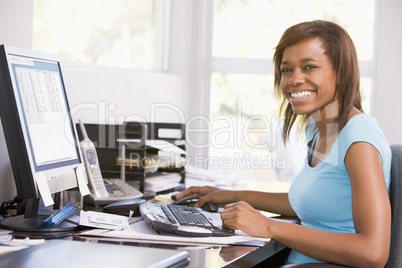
[71,235,289,267]
[0,239,189,268]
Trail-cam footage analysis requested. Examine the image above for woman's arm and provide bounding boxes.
[230,191,296,216]
[177,186,296,216]
[221,142,391,267]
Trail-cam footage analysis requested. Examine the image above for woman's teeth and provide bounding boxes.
[291,91,313,99]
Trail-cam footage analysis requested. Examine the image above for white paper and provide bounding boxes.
[0,238,45,255]
[145,173,182,192]
[145,140,186,155]
[79,211,129,230]
[78,218,270,246]
[116,139,186,155]
[35,173,54,207]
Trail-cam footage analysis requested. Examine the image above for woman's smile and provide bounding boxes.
[290,90,314,99]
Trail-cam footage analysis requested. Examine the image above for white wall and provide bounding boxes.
[0,0,34,201]
[374,0,402,145]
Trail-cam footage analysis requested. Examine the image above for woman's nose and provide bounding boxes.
[288,70,305,86]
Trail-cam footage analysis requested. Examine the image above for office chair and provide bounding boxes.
[387,144,402,267]
[280,144,402,268]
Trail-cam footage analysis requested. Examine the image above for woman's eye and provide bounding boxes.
[305,65,317,70]
[280,68,291,73]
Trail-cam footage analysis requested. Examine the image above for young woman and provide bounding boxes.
[177,20,391,267]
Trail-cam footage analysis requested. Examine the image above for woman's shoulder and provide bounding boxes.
[339,113,391,185]
[342,113,379,135]
[340,113,390,157]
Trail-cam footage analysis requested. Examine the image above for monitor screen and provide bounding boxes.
[10,53,80,172]
[0,45,87,233]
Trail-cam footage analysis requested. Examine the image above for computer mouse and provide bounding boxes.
[201,202,218,213]
[103,198,145,216]
[173,195,200,207]
[174,195,218,212]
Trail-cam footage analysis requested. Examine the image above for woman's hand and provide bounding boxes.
[220,201,271,238]
[176,186,219,200]
[176,186,236,208]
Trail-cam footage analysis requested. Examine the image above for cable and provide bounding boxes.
[0,196,25,216]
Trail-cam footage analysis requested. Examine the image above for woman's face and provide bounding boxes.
[280,37,338,116]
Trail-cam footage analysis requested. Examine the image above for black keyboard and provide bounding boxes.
[140,202,234,237]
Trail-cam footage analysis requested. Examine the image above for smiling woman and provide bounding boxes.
[179,20,392,267]
[274,21,362,143]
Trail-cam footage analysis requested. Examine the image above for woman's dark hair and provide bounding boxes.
[273,20,362,143]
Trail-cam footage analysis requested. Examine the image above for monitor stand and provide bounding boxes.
[0,198,80,235]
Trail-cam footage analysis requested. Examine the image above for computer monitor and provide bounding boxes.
[0,44,88,233]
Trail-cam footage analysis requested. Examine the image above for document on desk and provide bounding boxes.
[77,219,270,247]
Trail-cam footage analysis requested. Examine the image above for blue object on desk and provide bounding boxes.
[43,203,76,225]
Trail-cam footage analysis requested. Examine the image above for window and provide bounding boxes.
[208,0,376,182]
[212,0,375,60]
[33,0,169,70]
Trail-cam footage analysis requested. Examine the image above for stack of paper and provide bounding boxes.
[0,230,13,242]
[145,173,182,193]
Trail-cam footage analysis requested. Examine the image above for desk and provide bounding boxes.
[0,229,289,268]
[0,176,293,267]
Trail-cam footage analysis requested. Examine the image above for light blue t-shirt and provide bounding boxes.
[287,114,391,264]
